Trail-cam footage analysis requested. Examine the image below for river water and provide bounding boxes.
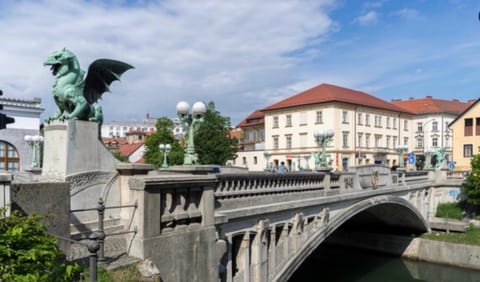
[289,244,480,282]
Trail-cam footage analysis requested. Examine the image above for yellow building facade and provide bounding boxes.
[450,99,480,171]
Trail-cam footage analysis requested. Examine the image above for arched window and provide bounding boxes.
[0,141,19,171]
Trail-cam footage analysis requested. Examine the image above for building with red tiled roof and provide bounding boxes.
[233,83,472,172]
[102,130,149,163]
[232,110,266,169]
[233,83,416,171]
[392,96,474,166]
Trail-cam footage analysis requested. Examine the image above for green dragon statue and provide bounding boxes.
[43,48,133,124]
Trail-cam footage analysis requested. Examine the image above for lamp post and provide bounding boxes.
[263,151,271,171]
[313,129,334,169]
[176,101,207,165]
[395,144,408,169]
[24,135,44,169]
[159,143,171,169]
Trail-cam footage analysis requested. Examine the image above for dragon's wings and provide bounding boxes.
[83,59,134,104]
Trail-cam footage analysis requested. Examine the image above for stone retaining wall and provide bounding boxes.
[329,230,480,271]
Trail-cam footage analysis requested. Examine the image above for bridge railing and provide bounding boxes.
[404,170,430,183]
[447,170,469,180]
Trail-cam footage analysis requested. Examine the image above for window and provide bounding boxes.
[273,136,279,149]
[253,156,258,165]
[299,112,307,125]
[465,118,473,136]
[357,113,363,125]
[404,120,408,131]
[286,135,292,149]
[342,111,348,124]
[358,133,363,147]
[316,111,323,124]
[416,138,423,149]
[242,157,247,165]
[393,118,397,129]
[432,138,438,147]
[464,144,473,157]
[285,115,292,127]
[476,118,480,136]
[299,133,307,148]
[432,121,438,132]
[365,114,370,126]
[374,116,382,127]
[365,134,371,148]
[386,135,390,148]
[342,132,349,147]
[273,116,279,128]
[0,141,19,172]
[393,136,397,149]
[375,135,381,147]
[403,137,408,146]
[386,117,390,129]
[417,122,423,133]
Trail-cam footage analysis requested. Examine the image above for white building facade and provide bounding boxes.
[0,96,44,172]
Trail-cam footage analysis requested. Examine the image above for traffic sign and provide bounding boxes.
[407,152,416,164]
[448,161,455,170]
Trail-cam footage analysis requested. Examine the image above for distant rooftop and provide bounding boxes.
[261,83,412,114]
[391,96,473,115]
[236,110,264,128]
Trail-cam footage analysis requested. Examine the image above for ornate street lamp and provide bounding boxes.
[159,143,171,169]
[313,129,334,169]
[176,101,207,165]
[395,144,408,169]
[24,135,44,168]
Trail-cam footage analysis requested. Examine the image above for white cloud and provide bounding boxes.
[0,0,336,124]
[354,11,379,25]
[393,8,421,20]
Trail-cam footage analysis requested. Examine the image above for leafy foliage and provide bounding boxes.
[111,151,129,162]
[462,153,480,206]
[195,102,238,165]
[435,202,464,220]
[0,210,79,281]
[144,117,184,167]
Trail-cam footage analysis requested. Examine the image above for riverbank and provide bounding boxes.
[329,230,480,271]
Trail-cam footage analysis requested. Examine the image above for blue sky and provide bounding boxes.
[0,0,479,125]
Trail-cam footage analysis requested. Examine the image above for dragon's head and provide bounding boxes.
[43,48,76,77]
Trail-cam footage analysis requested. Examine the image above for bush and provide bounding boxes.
[0,210,79,281]
[435,202,464,220]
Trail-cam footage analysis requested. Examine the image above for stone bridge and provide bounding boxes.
[124,165,464,282]
[9,121,466,282]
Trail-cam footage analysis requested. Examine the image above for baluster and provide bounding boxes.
[161,191,174,232]
[187,188,202,226]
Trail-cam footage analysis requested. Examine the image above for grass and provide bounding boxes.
[422,224,480,246]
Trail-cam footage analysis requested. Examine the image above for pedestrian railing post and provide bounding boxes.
[87,232,100,282]
[97,198,106,262]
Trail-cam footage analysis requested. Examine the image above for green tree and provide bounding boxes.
[144,117,184,167]
[0,210,79,281]
[463,152,480,206]
[195,102,238,165]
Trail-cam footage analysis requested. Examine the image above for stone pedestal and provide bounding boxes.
[41,120,119,181]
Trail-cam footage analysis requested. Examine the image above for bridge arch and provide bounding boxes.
[275,194,429,281]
